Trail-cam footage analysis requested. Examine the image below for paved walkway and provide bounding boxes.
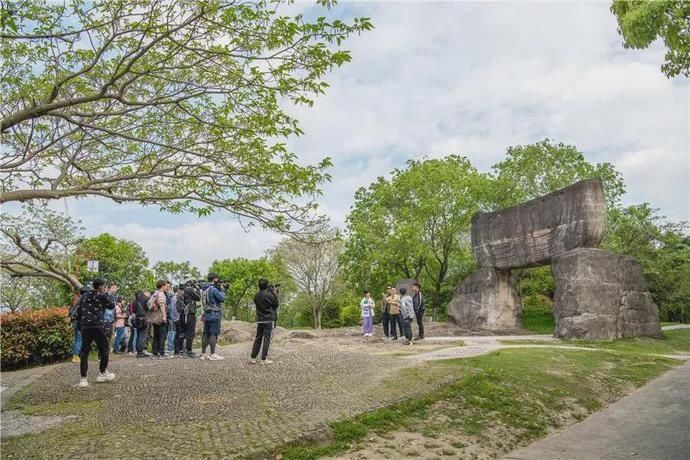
[505,361,690,460]
[1,363,59,409]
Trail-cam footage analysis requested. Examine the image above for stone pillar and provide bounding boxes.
[447,268,522,331]
[552,248,662,340]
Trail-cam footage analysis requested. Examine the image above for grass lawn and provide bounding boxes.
[278,329,690,460]
[521,306,555,334]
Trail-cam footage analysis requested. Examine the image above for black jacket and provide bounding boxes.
[254,289,279,322]
[76,290,115,330]
[413,291,425,312]
[134,293,150,319]
[177,286,202,315]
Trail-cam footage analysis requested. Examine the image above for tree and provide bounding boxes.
[344,156,488,319]
[209,257,280,320]
[611,1,690,78]
[152,260,201,286]
[0,274,70,311]
[0,202,84,292]
[273,228,342,329]
[604,204,690,322]
[0,0,373,235]
[490,139,625,210]
[0,273,31,312]
[76,233,153,298]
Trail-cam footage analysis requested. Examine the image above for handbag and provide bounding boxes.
[145,293,165,326]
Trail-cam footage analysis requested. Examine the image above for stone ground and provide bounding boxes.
[2,323,688,459]
[0,325,468,459]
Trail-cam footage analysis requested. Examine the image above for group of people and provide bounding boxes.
[69,273,280,387]
[360,282,425,344]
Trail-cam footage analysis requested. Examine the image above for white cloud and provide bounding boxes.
[99,221,282,272]
[23,0,687,267]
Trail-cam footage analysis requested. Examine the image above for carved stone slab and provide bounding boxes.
[447,268,521,331]
[472,179,606,270]
[552,248,662,340]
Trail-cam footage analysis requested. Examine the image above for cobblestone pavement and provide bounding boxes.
[2,324,684,459]
[1,363,59,409]
[0,337,456,459]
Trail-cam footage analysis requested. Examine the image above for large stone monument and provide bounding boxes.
[448,179,661,339]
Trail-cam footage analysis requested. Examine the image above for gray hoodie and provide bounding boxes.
[400,295,415,320]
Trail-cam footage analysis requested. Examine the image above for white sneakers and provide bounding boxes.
[80,369,115,387]
[200,353,224,361]
[96,370,116,383]
[261,359,273,365]
[249,358,258,364]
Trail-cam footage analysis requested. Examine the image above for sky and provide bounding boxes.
[53,1,689,272]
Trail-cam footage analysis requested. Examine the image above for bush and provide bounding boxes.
[0,307,73,370]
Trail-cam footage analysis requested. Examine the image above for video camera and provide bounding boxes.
[267,283,281,296]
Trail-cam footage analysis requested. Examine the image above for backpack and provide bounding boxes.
[176,290,188,315]
[202,286,220,313]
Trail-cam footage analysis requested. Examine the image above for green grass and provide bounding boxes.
[521,307,555,334]
[501,329,690,355]
[277,332,689,459]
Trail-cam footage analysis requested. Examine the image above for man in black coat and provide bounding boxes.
[75,278,116,387]
[412,282,425,340]
[249,278,279,365]
[175,281,202,357]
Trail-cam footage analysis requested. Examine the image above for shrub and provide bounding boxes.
[523,294,553,313]
[0,307,73,370]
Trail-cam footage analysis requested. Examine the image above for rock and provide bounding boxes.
[447,268,522,331]
[472,179,606,270]
[288,331,318,339]
[552,248,662,340]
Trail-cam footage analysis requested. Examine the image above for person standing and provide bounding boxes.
[399,287,415,345]
[175,281,202,357]
[411,282,425,340]
[102,284,118,347]
[360,291,375,337]
[386,287,401,340]
[133,291,152,357]
[250,278,279,365]
[112,299,127,353]
[200,273,225,361]
[149,280,171,359]
[69,287,88,363]
[166,287,179,356]
[75,278,116,387]
[381,287,392,341]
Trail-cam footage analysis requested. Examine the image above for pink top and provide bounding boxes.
[115,303,126,328]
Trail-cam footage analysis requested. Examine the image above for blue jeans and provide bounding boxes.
[72,321,82,356]
[127,327,137,352]
[167,321,177,352]
[113,327,125,352]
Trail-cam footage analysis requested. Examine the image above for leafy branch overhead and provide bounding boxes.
[0,0,373,235]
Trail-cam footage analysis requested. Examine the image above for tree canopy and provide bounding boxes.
[152,260,201,286]
[77,233,153,298]
[0,202,84,292]
[611,0,690,78]
[343,156,486,318]
[0,0,372,235]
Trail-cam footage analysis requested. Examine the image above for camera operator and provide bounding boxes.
[200,273,226,361]
[175,280,202,357]
[249,278,279,365]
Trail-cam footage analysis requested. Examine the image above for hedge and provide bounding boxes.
[1,307,73,370]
